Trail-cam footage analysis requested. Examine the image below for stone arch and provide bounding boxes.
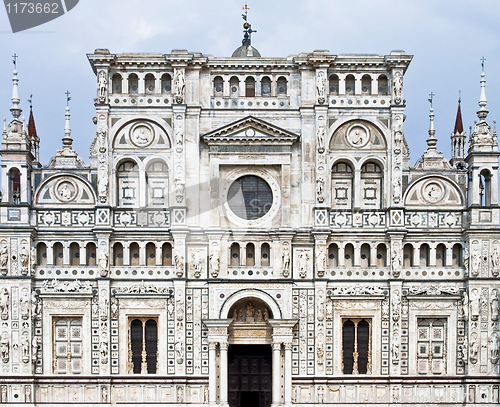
[219,289,282,320]
[328,119,387,151]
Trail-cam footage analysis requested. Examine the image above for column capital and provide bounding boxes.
[272,342,282,351]
[219,341,229,351]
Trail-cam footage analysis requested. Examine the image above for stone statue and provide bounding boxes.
[175,339,184,363]
[282,246,290,277]
[21,335,30,362]
[174,252,184,277]
[316,124,325,152]
[101,386,108,403]
[0,245,8,270]
[393,74,403,103]
[191,249,202,278]
[316,177,325,203]
[209,248,220,278]
[491,289,499,321]
[316,71,326,104]
[20,293,29,320]
[298,250,309,278]
[471,247,480,276]
[174,69,185,104]
[110,296,119,320]
[0,332,9,363]
[393,176,401,203]
[20,246,29,274]
[391,248,401,278]
[30,246,36,271]
[470,288,480,321]
[98,248,109,278]
[25,385,31,403]
[31,336,40,362]
[463,247,470,275]
[100,339,108,360]
[246,302,255,321]
[469,334,479,364]
[0,288,9,320]
[98,70,107,99]
[98,170,108,203]
[489,332,499,364]
[492,247,500,276]
[316,247,326,276]
[461,291,469,321]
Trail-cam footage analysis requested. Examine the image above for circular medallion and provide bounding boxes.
[130,123,154,147]
[346,125,370,148]
[422,181,444,203]
[55,180,77,202]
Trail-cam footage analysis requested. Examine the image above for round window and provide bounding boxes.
[227,175,273,220]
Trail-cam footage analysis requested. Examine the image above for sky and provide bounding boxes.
[0,0,500,165]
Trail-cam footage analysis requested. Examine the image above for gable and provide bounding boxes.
[35,174,96,207]
[404,175,464,207]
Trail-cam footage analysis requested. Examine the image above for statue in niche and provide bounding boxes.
[174,252,184,277]
[461,291,469,321]
[97,130,107,153]
[1,386,6,403]
[0,245,8,271]
[30,247,36,273]
[492,247,500,276]
[0,288,9,320]
[316,247,326,277]
[174,69,185,104]
[191,249,202,278]
[19,292,29,320]
[101,387,108,403]
[316,124,325,152]
[391,335,400,364]
[0,332,9,363]
[470,288,480,320]
[176,385,184,403]
[463,247,470,275]
[469,333,479,364]
[209,246,220,278]
[98,247,109,278]
[100,339,108,361]
[31,336,40,362]
[98,170,108,203]
[471,247,480,276]
[316,177,325,203]
[462,337,468,365]
[490,332,499,364]
[31,291,42,319]
[97,70,107,100]
[110,296,119,320]
[298,250,309,278]
[20,246,29,274]
[393,73,403,104]
[316,71,326,104]
[391,247,401,278]
[391,290,401,322]
[282,246,290,277]
[381,298,390,319]
[246,302,255,321]
[21,334,30,362]
[25,386,31,403]
[393,176,401,204]
[491,289,499,321]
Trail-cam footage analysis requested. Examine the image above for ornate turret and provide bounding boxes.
[450,95,466,169]
[414,94,451,170]
[27,96,40,164]
[231,4,261,57]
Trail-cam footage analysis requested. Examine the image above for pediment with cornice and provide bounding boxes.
[202,116,299,146]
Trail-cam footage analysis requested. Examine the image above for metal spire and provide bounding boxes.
[241,3,256,46]
[10,54,22,119]
[477,57,488,122]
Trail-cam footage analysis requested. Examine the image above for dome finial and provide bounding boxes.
[10,53,22,119]
[426,92,437,150]
[241,3,256,47]
[62,90,73,148]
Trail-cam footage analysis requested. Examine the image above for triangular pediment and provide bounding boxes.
[202,116,299,145]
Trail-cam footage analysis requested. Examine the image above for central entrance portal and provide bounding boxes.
[228,345,272,407]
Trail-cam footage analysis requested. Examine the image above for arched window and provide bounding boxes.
[162,243,172,266]
[214,76,224,96]
[146,242,156,266]
[277,76,287,95]
[376,243,387,267]
[230,76,239,97]
[86,242,96,266]
[344,243,354,267]
[161,74,171,94]
[361,161,383,209]
[332,162,354,209]
[261,76,271,97]
[328,243,339,268]
[69,242,80,266]
[113,243,123,266]
[117,160,139,207]
[345,75,355,95]
[146,161,168,207]
[403,243,414,267]
[145,73,155,94]
[361,74,372,94]
[130,318,158,374]
[360,243,370,268]
[37,242,47,266]
[53,242,64,266]
[342,318,371,374]
[452,243,462,267]
[378,75,388,95]
[128,73,139,94]
[112,73,122,94]
[245,77,256,97]
[329,74,339,95]
[420,243,430,267]
[436,243,447,267]
[8,168,21,204]
[246,243,255,266]
[230,243,240,266]
[130,242,140,266]
[261,243,270,267]
[479,169,492,206]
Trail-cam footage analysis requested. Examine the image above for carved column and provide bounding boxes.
[208,341,217,405]
[271,341,282,405]
[219,341,229,406]
[284,342,293,406]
